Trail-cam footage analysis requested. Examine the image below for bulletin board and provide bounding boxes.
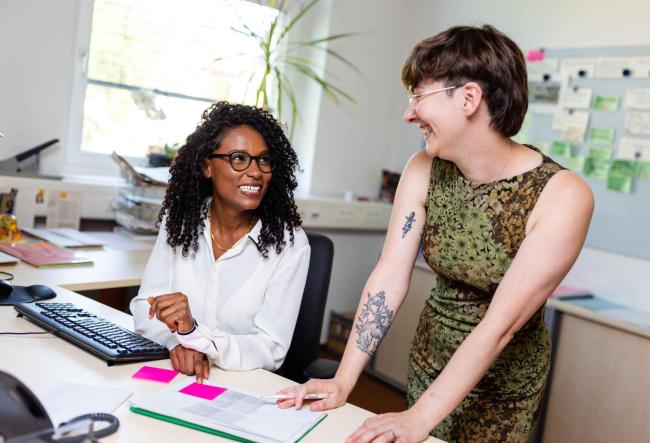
[522,46,650,260]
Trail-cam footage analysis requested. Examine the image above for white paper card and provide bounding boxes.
[630,56,650,78]
[561,87,593,109]
[624,111,650,135]
[46,191,82,230]
[595,57,634,78]
[42,382,132,427]
[618,137,650,160]
[0,250,18,264]
[552,110,590,136]
[624,88,650,110]
[527,58,560,79]
[559,58,597,78]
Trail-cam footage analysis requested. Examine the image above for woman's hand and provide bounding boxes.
[148,293,194,333]
[276,377,353,411]
[170,345,210,383]
[345,409,431,443]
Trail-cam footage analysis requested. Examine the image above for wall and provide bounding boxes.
[403,0,650,313]
[0,0,80,175]
[2,1,650,315]
[308,2,424,199]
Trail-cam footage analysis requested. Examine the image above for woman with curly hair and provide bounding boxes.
[130,101,310,381]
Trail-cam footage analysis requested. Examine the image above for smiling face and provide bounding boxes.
[204,124,272,213]
[403,79,467,159]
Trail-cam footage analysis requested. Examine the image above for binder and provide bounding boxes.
[129,380,327,443]
[130,406,326,443]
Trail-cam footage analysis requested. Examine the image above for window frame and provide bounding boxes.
[64,0,282,176]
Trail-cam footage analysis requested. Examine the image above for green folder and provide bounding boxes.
[130,406,327,443]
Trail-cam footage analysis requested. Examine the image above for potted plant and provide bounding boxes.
[219,0,362,137]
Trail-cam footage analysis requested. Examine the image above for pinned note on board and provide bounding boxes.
[526,49,545,62]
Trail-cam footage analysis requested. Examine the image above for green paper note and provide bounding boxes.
[607,159,635,193]
[636,160,650,178]
[564,155,585,172]
[550,140,572,157]
[583,147,613,179]
[588,147,613,161]
[593,95,620,111]
[588,128,616,145]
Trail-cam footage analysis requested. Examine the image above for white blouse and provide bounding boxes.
[130,217,310,371]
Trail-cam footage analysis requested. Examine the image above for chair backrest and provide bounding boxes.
[276,231,334,382]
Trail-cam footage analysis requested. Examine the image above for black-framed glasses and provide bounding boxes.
[208,151,273,173]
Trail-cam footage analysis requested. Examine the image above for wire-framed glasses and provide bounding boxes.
[208,151,273,173]
[408,85,458,107]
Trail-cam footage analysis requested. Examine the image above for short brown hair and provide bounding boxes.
[401,25,527,137]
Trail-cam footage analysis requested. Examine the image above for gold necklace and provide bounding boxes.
[210,215,256,251]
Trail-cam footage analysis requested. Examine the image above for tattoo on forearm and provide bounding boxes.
[355,290,395,356]
[401,211,416,238]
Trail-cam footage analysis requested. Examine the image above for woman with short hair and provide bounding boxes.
[281,25,594,443]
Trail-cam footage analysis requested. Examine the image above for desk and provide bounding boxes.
[0,238,442,442]
[0,287,442,442]
[0,243,151,291]
[541,299,650,442]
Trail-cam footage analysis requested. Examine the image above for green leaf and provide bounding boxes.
[284,55,319,67]
[277,70,300,138]
[291,32,360,47]
[274,67,283,119]
[319,47,365,78]
[230,26,264,45]
[286,60,356,104]
[277,0,318,43]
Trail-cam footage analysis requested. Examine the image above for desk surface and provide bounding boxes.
[547,298,650,340]
[0,287,441,442]
[0,234,152,291]
[0,236,442,442]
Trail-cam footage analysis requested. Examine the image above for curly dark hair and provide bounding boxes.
[158,101,302,258]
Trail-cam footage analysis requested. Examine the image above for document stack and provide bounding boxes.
[111,152,168,235]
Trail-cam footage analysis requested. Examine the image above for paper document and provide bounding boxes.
[618,137,650,160]
[131,379,326,443]
[526,58,559,79]
[559,57,597,78]
[88,231,154,251]
[0,250,18,264]
[624,111,650,136]
[595,57,633,78]
[561,87,593,109]
[630,56,650,79]
[42,382,132,427]
[22,228,104,248]
[624,88,650,110]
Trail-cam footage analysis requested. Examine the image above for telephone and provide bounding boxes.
[0,370,119,442]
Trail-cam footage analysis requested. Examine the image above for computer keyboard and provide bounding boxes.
[14,302,169,365]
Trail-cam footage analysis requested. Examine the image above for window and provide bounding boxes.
[79,0,279,158]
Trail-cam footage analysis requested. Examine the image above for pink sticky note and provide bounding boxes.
[179,383,227,400]
[526,49,545,62]
[132,366,179,383]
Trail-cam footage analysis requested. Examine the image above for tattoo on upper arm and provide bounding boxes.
[355,290,395,356]
[401,211,416,238]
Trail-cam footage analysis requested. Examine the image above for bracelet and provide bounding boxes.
[177,319,198,336]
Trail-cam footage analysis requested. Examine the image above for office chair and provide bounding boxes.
[276,232,334,383]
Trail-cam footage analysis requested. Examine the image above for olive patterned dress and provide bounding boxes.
[407,146,564,442]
